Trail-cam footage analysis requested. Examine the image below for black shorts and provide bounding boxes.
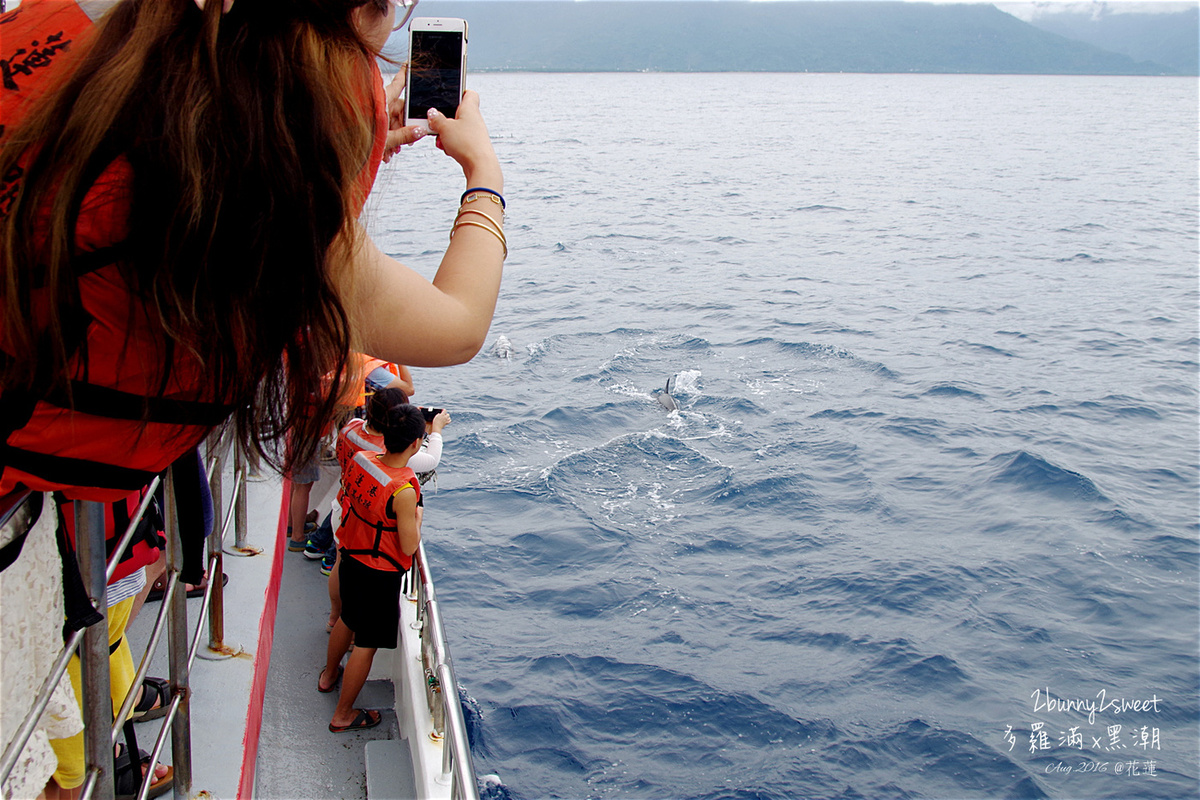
[338,552,402,650]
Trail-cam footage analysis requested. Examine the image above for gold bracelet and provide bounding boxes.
[461,191,506,217]
[452,217,506,245]
[450,219,508,259]
[455,207,503,229]
[453,209,505,241]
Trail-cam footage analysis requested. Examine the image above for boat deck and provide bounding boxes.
[255,466,406,800]
[126,463,423,799]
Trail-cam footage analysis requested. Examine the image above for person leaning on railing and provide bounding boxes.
[0,0,504,795]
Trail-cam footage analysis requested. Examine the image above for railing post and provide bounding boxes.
[75,499,114,800]
[234,445,248,550]
[206,455,225,650]
[163,468,193,799]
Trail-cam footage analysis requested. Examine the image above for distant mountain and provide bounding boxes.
[1012,4,1198,76]
[410,1,1177,74]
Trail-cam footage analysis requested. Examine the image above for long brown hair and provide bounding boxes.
[0,0,387,472]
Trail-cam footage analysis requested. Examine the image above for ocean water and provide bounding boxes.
[365,74,1199,800]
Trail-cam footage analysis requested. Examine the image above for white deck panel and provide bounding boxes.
[126,464,289,799]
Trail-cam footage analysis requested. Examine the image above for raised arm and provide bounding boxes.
[338,91,504,367]
[391,364,415,397]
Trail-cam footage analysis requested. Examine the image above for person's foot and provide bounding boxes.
[131,677,170,722]
[146,572,224,603]
[329,708,381,733]
[317,664,342,693]
[144,762,170,784]
[113,743,172,799]
[320,551,336,576]
[287,519,318,551]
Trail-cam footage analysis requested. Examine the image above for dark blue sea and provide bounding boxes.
[366,73,1199,800]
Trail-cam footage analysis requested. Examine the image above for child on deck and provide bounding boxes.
[322,389,451,628]
[318,400,427,732]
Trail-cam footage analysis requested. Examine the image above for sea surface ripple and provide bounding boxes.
[367,73,1199,799]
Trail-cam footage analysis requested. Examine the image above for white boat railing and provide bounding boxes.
[412,539,480,800]
[0,430,246,800]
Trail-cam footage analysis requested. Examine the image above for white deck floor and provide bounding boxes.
[127,462,418,799]
[254,466,409,800]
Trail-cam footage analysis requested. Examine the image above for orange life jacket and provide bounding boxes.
[333,416,383,523]
[55,485,163,583]
[0,155,235,501]
[0,0,93,135]
[334,354,402,411]
[0,6,387,502]
[338,450,418,573]
[336,417,384,473]
[0,3,233,502]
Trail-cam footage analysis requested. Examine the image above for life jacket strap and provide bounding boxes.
[340,547,408,573]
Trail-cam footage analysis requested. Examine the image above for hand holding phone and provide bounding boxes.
[424,92,501,186]
[382,71,428,161]
[404,17,500,188]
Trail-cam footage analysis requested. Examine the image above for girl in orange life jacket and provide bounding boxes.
[319,401,426,732]
[2,0,502,764]
[0,0,503,524]
[323,385,405,630]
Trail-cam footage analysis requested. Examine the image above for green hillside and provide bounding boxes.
[408,1,1177,74]
[1019,5,1198,76]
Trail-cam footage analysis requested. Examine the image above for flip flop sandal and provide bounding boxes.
[146,572,228,603]
[318,665,343,694]
[329,708,381,733]
[114,744,174,800]
[131,676,170,722]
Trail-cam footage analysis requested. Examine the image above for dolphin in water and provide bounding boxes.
[655,375,680,412]
[490,335,514,360]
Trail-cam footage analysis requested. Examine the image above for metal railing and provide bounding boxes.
[411,539,480,800]
[0,433,246,800]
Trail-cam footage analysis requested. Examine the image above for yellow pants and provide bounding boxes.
[49,596,138,790]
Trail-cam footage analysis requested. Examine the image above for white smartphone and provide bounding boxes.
[404,17,468,129]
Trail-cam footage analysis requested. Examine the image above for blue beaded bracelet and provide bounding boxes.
[460,187,505,210]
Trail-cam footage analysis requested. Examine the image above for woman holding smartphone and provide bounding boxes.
[0,0,503,793]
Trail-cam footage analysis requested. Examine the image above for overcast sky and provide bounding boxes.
[418,0,1199,15]
[8,0,1197,16]
[424,0,1194,6]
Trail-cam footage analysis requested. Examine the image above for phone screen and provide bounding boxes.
[408,30,464,119]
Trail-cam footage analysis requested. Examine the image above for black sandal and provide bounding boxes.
[146,571,227,603]
[131,676,170,722]
[114,743,174,800]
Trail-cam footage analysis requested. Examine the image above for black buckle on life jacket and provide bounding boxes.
[345,501,401,566]
[340,547,407,573]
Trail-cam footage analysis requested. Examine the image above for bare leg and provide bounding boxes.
[321,617,354,692]
[330,644,378,728]
[327,550,342,628]
[42,779,81,800]
[288,482,312,545]
[130,552,167,623]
